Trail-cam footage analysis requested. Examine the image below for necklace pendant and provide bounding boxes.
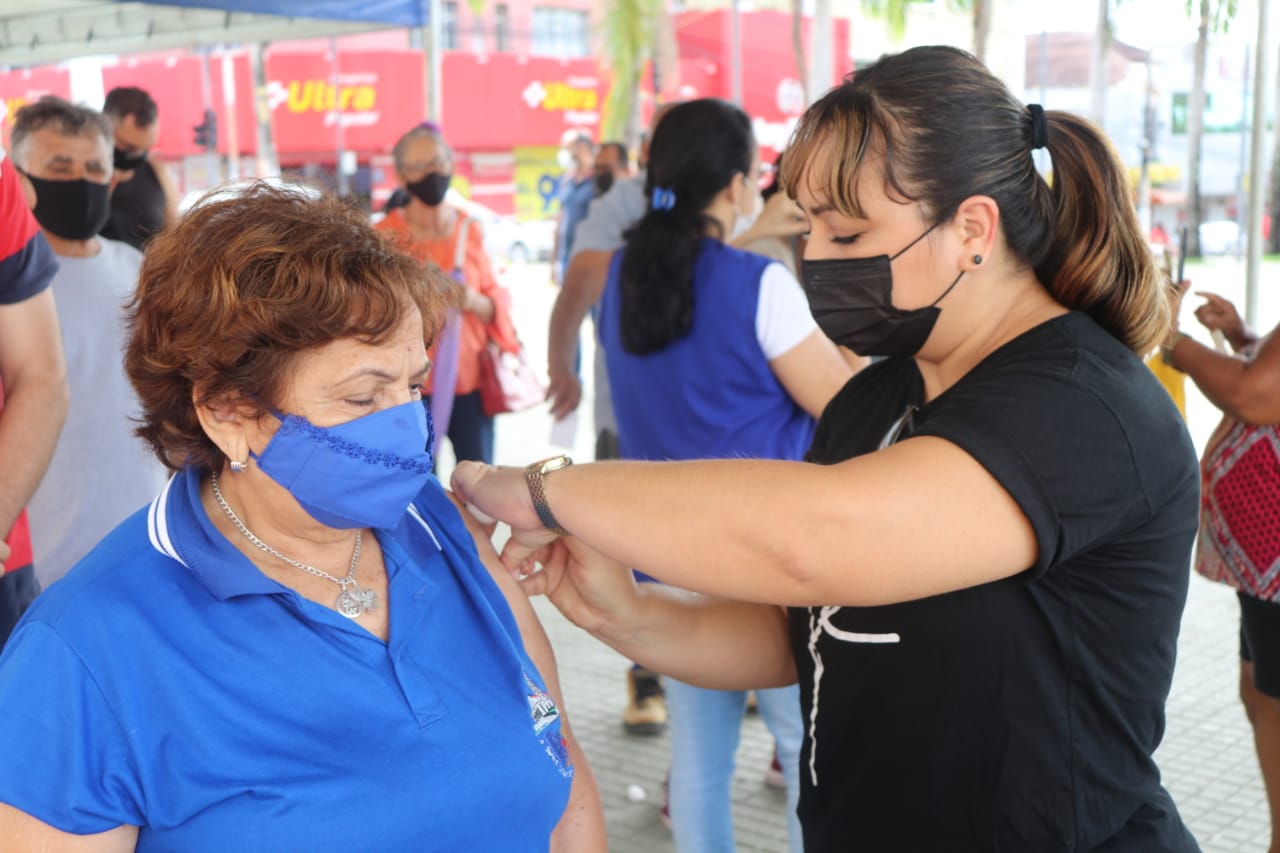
[336,586,378,619]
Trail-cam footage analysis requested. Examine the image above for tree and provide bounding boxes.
[1185,0,1239,258]
[1089,0,1112,124]
[598,0,675,145]
[861,0,990,64]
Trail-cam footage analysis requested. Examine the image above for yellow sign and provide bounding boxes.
[514,146,561,222]
[280,81,376,113]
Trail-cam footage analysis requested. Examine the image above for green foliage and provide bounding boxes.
[1183,0,1239,34]
[599,0,660,140]
[861,0,911,39]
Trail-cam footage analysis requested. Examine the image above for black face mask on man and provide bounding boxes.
[22,172,112,241]
[406,172,451,207]
[799,223,965,358]
[593,171,614,196]
[113,148,148,172]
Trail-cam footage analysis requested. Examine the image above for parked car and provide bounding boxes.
[447,190,554,263]
[1198,219,1242,255]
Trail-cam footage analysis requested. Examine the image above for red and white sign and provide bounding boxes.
[264,51,425,156]
[440,53,610,150]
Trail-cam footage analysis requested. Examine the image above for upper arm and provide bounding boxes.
[0,802,137,853]
[0,287,68,395]
[769,331,854,420]
[794,437,1038,605]
[148,156,180,226]
[445,493,568,701]
[561,250,612,312]
[1229,332,1280,423]
[757,263,853,418]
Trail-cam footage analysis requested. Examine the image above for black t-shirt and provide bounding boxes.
[100,159,166,251]
[789,312,1201,852]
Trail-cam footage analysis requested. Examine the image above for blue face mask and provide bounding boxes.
[251,399,435,530]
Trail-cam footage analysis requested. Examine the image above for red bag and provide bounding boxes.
[478,340,547,417]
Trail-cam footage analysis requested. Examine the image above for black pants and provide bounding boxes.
[0,565,40,650]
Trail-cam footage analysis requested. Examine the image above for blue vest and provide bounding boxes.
[599,237,814,462]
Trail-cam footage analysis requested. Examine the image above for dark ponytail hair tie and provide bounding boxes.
[1027,104,1049,150]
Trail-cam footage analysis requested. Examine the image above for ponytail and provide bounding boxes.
[618,200,720,355]
[1035,112,1168,354]
[615,99,754,355]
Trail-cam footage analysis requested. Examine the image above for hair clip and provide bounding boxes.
[651,187,677,211]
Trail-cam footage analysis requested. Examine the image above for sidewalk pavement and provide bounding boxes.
[449,261,1270,852]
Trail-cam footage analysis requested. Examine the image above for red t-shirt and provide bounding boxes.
[0,150,59,572]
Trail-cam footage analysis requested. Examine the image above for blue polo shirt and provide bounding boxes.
[0,468,573,850]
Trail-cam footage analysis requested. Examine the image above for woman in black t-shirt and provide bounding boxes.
[454,46,1201,852]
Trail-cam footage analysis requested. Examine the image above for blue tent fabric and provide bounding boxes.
[120,0,426,26]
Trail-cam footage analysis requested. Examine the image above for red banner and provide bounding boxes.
[0,67,71,139]
[440,53,609,151]
[264,51,425,156]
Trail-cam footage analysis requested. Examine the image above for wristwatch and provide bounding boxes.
[524,455,573,536]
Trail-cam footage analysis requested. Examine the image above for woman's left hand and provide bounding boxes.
[519,538,642,639]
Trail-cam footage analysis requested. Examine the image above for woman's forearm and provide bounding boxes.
[596,586,797,690]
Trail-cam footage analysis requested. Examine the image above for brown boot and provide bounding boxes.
[623,667,668,735]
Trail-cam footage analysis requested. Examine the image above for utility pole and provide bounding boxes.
[1246,0,1270,328]
[730,0,742,106]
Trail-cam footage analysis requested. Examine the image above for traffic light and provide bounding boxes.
[192,109,218,151]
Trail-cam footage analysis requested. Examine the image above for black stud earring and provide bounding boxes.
[972,254,983,265]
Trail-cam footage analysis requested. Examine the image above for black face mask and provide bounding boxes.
[799,223,964,358]
[23,172,112,241]
[406,172,451,207]
[113,147,148,171]
[593,171,614,196]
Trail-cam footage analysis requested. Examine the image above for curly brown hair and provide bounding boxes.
[125,182,451,473]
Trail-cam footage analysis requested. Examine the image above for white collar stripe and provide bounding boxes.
[407,505,443,551]
[147,475,187,566]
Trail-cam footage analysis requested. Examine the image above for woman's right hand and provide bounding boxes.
[1194,291,1248,348]
[520,538,641,639]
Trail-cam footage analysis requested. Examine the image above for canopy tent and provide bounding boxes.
[0,0,426,67]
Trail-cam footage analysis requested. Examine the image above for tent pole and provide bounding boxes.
[423,0,442,121]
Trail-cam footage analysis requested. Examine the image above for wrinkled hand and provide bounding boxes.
[1194,291,1246,344]
[518,538,640,637]
[744,192,808,242]
[546,367,583,421]
[450,461,559,573]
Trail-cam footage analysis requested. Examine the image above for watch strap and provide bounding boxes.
[525,456,573,536]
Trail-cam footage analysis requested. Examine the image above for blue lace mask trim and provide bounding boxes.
[275,415,434,475]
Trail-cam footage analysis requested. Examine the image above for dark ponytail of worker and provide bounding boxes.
[618,98,754,355]
[782,46,1166,354]
[1034,111,1168,353]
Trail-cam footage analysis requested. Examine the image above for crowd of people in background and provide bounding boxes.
[0,44,1276,851]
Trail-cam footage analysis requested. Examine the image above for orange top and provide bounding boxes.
[376,207,516,395]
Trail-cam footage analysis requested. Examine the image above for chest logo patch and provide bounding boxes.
[525,673,573,779]
[525,673,560,735]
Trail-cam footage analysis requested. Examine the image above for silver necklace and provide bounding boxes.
[210,472,378,619]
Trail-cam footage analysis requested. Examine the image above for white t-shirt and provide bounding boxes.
[27,238,169,587]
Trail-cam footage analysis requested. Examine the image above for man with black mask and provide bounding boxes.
[10,97,167,587]
[592,141,632,198]
[100,86,178,250]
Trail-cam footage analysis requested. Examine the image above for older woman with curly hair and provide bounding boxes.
[0,183,604,851]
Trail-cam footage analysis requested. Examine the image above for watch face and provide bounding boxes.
[531,454,572,473]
